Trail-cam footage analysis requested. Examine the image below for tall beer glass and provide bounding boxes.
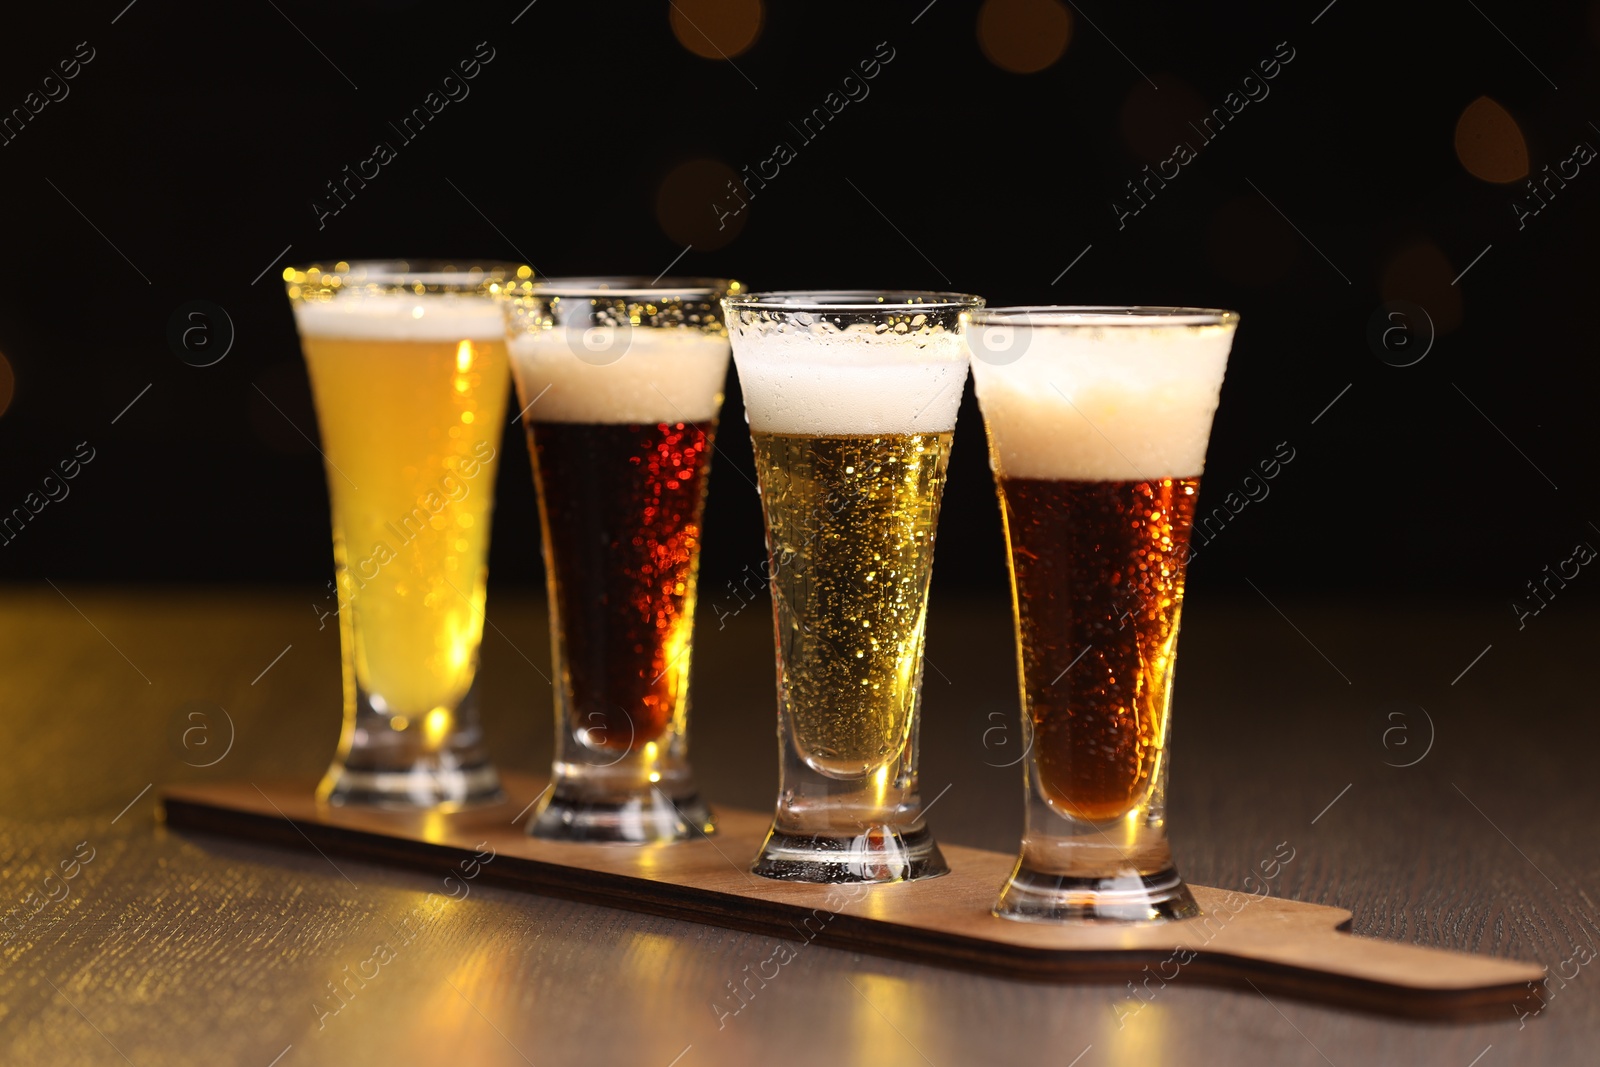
[725,291,983,883]
[968,306,1237,921]
[285,261,526,809]
[508,279,738,842]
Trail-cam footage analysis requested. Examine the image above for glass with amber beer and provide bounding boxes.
[508,278,738,843]
[969,306,1237,921]
[725,291,983,883]
[285,261,527,809]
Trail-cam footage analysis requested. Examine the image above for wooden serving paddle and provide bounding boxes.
[159,773,1541,1020]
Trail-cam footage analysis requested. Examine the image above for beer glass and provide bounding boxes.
[508,278,739,842]
[285,261,527,809]
[725,291,984,883]
[968,306,1237,921]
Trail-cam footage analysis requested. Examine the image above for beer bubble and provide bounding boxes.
[166,700,236,768]
[1367,300,1434,367]
[168,300,235,367]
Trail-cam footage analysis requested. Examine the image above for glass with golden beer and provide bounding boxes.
[968,306,1237,921]
[508,278,738,842]
[285,261,527,808]
[725,291,983,883]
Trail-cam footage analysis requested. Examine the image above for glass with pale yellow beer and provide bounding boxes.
[725,291,983,884]
[285,261,529,808]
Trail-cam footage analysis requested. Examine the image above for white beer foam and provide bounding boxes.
[508,328,731,424]
[730,322,969,435]
[293,293,504,342]
[970,322,1234,480]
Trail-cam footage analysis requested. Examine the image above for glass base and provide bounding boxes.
[753,824,949,884]
[320,760,503,812]
[527,784,715,844]
[994,864,1200,923]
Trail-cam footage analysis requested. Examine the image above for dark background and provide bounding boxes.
[0,0,1595,615]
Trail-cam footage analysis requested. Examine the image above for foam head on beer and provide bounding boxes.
[726,295,978,435]
[292,292,505,342]
[968,309,1236,481]
[507,325,730,425]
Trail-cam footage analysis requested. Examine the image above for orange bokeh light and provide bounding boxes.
[1454,96,1529,184]
[656,158,746,251]
[1118,76,1207,164]
[1381,239,1462,334]
[0,352,14,419]
[670,0,763,61]
[978,0,1073,74]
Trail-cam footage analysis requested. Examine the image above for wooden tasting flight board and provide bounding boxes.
[159,774,1542,1020]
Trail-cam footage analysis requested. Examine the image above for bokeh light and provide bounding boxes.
[656,158,747,251]
[0,352,13,419]
[1454,96,1528,184]
[1381,239,1462,334]
[1118,76,1208,164]
[1208,196,1301,288]
[978,0,1073,74]
[670,0,763,60]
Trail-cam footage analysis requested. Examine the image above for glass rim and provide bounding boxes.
[524,276,739,299]
[969,305,1238,327]
[284,259,530,288]
[723,290,985,313]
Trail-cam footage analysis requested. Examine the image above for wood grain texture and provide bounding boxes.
[159,774,1543,1019]
[1,589,1596,1066]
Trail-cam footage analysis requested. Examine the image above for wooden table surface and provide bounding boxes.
[1,587,1595,1066]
